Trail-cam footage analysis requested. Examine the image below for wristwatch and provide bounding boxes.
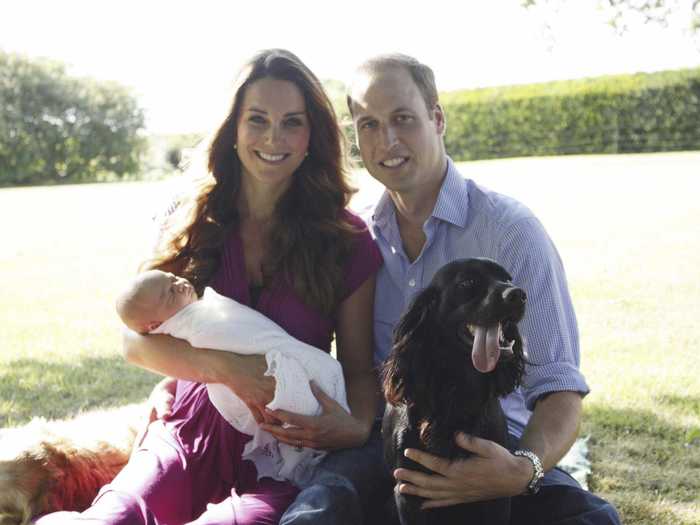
[513,449,544,495]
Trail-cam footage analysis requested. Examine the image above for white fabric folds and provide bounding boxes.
[151,287,350,486]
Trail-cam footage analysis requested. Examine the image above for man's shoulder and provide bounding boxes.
[465,178,536,232]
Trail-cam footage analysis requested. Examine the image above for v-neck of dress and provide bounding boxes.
[231,229,269,311]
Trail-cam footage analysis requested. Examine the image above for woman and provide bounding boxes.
[37,49,382,525]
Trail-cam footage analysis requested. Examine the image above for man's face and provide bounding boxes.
[350,67,446,195]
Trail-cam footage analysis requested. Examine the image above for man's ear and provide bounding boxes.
[433,103,446,136]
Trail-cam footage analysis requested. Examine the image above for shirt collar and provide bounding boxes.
[431,157,469,228]
[371,156,469,230]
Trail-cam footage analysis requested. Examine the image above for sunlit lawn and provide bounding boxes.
[1,152,699,524]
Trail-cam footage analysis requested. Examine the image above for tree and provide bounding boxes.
[521,0,700,34]
[0,51,147,186]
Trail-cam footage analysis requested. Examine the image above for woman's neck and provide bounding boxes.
[238,177,288,223]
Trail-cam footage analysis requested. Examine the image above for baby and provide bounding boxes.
[115,270,350,487]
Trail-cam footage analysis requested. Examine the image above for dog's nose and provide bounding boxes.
[503,287,527,305]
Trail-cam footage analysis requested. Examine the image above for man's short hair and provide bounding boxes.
[350,54,439,113]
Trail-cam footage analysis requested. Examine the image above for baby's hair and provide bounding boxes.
[115,272,164,334]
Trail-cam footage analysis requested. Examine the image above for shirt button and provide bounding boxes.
[408,278,416,287]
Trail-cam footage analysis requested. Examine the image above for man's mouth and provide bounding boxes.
[379,157,409,168]
[256,151,289,163]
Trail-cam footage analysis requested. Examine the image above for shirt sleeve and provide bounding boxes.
[497,216,590,410]
[340,211,383,302]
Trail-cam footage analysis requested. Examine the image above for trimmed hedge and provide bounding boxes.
[441,68,700,161]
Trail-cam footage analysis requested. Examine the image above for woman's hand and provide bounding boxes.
[219,353,278,425]
[260,381,370,450]
[145,376,178,422]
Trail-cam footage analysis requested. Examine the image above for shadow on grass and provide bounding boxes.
[583,403,700,525]
[0,356,160,427]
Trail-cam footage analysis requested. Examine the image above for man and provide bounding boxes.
[335,53,620,524]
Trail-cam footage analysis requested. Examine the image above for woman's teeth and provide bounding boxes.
[257,151,286,162]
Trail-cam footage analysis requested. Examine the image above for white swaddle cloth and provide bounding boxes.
[150,287,350,487]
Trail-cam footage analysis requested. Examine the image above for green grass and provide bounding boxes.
[2,152,699,524]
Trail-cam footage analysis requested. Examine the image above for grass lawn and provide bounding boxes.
[1,152,699,524]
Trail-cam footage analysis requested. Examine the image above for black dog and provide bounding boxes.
[382,257,527,525]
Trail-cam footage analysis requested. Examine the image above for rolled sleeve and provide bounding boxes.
[498,217,590,411]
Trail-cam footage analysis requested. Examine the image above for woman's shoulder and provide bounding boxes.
[339,208,371,231]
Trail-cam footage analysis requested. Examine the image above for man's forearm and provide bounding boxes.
[518,390,583,471]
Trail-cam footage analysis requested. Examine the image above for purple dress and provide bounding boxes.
[36,212,382,525]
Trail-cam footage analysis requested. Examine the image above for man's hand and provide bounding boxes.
[260,381,369,450]
[394,433,532,509]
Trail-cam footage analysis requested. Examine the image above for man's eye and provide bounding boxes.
[396,114,413,124]
[360,120,377,130]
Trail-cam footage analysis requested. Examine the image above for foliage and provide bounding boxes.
[521,0,700,34]
[322,78,358,161]
[441,67,700,161]
[0,50,147,186]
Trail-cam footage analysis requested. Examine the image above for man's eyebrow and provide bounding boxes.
[392,107,415,114]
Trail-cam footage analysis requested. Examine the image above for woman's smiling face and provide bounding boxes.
[235,77,311,194]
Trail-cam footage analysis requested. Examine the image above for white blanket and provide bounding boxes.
[151,287,350,486]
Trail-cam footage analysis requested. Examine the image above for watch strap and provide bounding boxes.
[513,449,544,495]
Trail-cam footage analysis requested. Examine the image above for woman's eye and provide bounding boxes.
[249,116,266,124]
[284,118,303,127]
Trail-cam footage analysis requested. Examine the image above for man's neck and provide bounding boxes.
[389,158,447,262]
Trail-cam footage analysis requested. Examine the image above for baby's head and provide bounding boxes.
[116,270,198,333]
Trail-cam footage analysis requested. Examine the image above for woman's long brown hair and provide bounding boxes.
[145,49,357,314]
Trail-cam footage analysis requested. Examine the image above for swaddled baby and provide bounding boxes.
[115,270,350,486]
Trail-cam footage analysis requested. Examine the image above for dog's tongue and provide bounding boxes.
[472,325,501,373]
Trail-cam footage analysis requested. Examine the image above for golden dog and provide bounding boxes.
[0,404,144,525]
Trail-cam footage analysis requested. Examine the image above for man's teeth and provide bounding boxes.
[257,151,286,162]
[381,157,406,168]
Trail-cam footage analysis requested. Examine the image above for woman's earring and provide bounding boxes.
[234,144,238,150]
[304,151,308,157]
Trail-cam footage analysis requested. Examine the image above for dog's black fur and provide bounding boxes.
[382,258,527,525]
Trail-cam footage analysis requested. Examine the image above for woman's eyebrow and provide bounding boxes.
[246,107,306,117]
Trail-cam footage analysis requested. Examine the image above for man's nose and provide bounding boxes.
[378,124,398,149]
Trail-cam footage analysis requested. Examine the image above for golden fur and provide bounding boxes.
[0,404,143,525]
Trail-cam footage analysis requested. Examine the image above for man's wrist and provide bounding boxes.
[513,449,544,495]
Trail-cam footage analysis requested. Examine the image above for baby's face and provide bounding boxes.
[142,271,198,322]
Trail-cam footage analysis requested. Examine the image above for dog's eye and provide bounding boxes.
[458,279,475,290]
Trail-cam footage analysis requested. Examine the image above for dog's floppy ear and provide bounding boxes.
[394,286,440,344]
[383,286,440,406]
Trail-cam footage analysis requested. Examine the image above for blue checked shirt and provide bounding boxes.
[367,158,590,438]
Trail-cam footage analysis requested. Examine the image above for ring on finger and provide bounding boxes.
[295,440,303,452]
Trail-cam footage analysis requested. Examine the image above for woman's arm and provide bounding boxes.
[261,274,380,449]
[334,273,381,442]
[122,330,276,423]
